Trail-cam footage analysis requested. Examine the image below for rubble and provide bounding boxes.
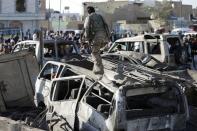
[0,116,44,131]
[0,51,39,112]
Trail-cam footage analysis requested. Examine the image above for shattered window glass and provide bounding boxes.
[83,83,113,118]
[111,42,127,52]
[125,84,183,119]
[40,63,58,80]
[127,41,144,53]
[13,44,23,52]
[50,75,89,101]
[167,38,181,54]
[23,43,36,52]
[51,78,84,101]
[57,43,76,58]
[147,42,161,54]
[44,43,55,58]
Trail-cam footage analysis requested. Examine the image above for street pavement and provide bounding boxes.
[187,106,197,131]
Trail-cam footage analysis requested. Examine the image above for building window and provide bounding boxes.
[0,23,4,28]
[0,0,1,13]
[16,0,26,12]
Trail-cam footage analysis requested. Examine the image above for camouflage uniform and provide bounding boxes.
[84,12,110,76]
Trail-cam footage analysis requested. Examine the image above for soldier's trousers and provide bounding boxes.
[91,39,105,75]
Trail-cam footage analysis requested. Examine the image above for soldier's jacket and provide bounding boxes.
[84,12,110,42]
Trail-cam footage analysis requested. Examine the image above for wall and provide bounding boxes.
[1,0,15,13]
[171,1,193,20]
[83,1,149,30]
[26,0,36,13]
[0,0,46,33]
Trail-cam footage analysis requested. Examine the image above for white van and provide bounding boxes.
[108,34,188,65]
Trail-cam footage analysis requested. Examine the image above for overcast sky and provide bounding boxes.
[46,0,197,14]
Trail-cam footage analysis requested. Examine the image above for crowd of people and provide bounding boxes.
[0,30,83,55]
[183,34,197,67]
[0,33,19,54]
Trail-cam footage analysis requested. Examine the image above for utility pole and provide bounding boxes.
[58,0,62,31]
[39,28,43,68]
[171,1,175,30]
[48,0,50,30]
[180,0,182,28]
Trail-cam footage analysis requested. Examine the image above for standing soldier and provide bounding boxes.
[83,6,110,79]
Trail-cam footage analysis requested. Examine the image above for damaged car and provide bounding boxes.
[34,60,94,107]
[47,67,189,131]
[100,52,197,88]
[12,39,81,65]
[35,61,189,131]
[108,34,189,66]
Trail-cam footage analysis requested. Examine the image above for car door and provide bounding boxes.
[77,82,113,131]
[146,39,164,63]
[34,62,64,107]
[46,75,86,131]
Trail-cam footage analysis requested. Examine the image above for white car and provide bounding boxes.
[12,39,81,64]
[108,34,188,66]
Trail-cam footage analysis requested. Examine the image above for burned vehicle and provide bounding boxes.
[35,61,189,131]
[100,52,197,86]
[108,34,189,66]
[12,39,81,64]
[34,60,95,107]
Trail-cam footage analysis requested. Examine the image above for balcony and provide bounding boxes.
[0,13,45,20]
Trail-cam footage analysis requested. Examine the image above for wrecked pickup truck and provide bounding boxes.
[11,39,82,65]
[35,60,189,131]
[0,51,39,112]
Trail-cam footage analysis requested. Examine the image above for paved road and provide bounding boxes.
[186,106,197,131]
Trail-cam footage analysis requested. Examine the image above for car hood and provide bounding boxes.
[114,51,148,60]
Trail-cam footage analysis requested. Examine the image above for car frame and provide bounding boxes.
[12,39,81,64]
[108,34,188,66]
[46,61,189,131]
[35,60,189,131]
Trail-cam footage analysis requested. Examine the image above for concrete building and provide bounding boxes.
[170,1,192,21]
[82,0,194,33]
[0,0,46,35]
[168,1,192,28]
[193,8,197,18]
[48,11,81,31]
[83,0,150,34]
